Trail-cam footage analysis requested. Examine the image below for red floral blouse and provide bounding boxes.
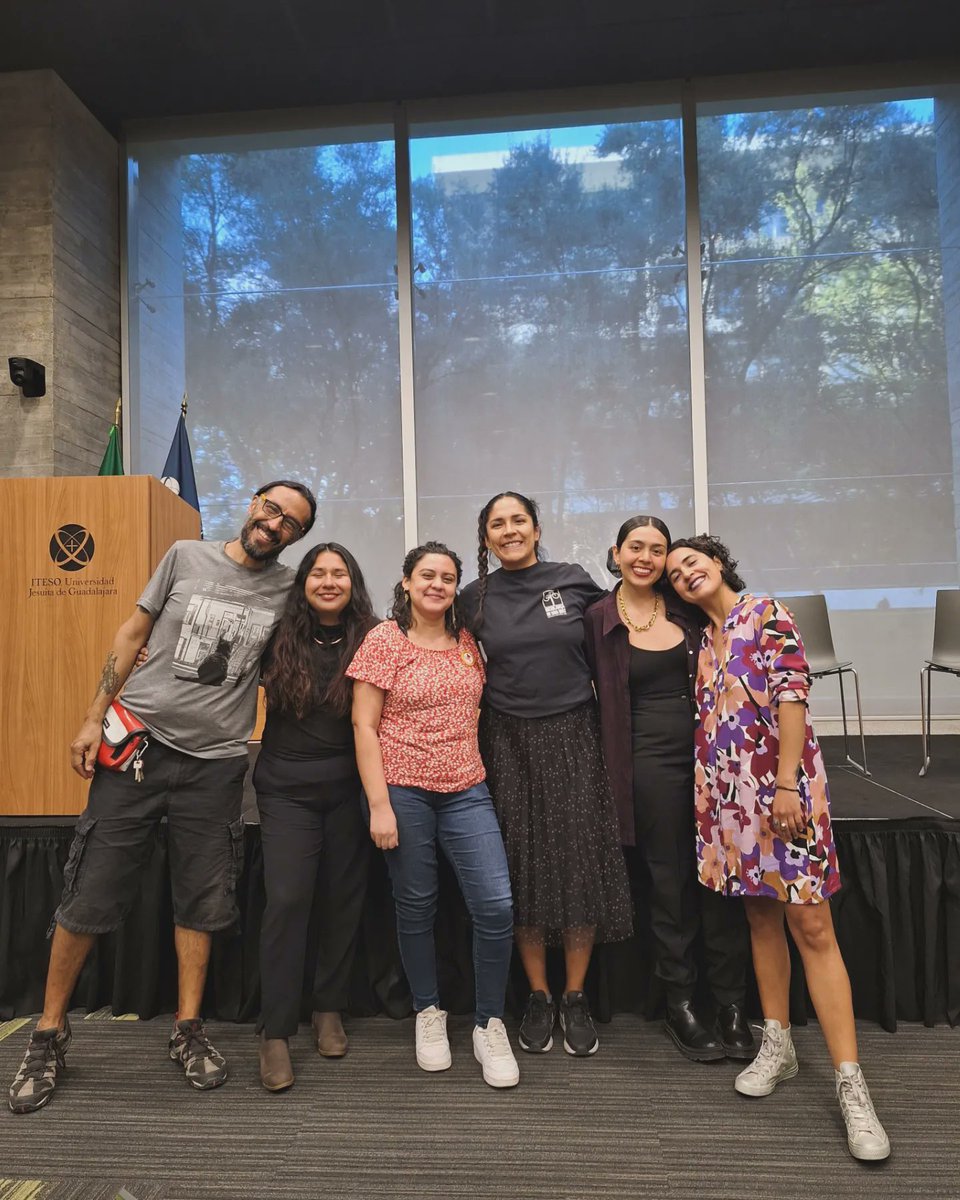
[346,620,486,792]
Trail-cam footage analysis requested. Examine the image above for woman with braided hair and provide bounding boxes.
[460,493,632,1058]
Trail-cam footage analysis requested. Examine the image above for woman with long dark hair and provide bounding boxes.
[584,516,753,1062]
[665,534,889,1161]
[460,493,632,1058]
[348,542,518,1089]
[254,542,377,1091]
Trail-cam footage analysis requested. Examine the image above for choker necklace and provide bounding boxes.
[618,588,659,633]
[313,626,345,647]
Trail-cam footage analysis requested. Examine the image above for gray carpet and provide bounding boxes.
[1,1014,957,1200]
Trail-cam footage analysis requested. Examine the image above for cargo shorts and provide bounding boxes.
[53,738,248,936]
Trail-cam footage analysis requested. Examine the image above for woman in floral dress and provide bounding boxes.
[665,534,890,1163]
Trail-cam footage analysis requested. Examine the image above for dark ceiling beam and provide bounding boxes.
[1,0,958,133]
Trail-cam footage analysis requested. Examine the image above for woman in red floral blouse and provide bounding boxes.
[347,541,518,1089]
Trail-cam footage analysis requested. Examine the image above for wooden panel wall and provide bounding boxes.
[0,476,199,816]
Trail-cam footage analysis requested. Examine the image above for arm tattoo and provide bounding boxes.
[98,651,120,699]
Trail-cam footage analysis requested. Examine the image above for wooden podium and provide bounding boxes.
[0,476,201,816]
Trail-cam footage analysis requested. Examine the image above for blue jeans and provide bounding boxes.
[379,782,513,1026]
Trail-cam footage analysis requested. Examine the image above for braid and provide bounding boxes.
[474,505,491,632]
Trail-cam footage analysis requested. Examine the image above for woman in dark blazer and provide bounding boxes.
[584,514,753,1062]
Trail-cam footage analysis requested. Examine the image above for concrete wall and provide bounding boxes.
[127,147,187,476]
[0,70,119,477]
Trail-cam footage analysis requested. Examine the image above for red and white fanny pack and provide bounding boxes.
[97,699,149,775]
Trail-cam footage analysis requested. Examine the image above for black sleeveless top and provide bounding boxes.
[628,642,689,709]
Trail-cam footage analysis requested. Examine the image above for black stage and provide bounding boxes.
[1,736,957,1030]
[819,735,960,821]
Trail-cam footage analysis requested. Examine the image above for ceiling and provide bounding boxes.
[3,0,959,134]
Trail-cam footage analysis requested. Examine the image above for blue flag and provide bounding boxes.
[160,412,201,522]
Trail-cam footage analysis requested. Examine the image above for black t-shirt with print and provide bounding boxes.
[460,561,606,719]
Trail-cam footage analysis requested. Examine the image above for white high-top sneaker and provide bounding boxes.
[734,1018,798,1097]
[473,1018,520,1089]
[415,1006,452,1072]
[836,1062,891,1161]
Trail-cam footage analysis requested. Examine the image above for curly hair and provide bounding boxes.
[261,542,376,718]
[389,541,464,636]
[667,534,746,593]
[473,491,543,631]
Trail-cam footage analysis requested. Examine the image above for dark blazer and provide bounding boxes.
[583,584,703,847]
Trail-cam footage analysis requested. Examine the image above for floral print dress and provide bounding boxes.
[693,593,841,905]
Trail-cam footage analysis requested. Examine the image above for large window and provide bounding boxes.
[126,129,404,605]
[698,94,956,714]
[410,110,691,582]
[125,79,960,717]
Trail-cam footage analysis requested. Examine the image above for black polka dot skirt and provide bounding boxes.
[478,701,633,946]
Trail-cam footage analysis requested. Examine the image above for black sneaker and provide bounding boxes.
[169,1018,228,1090]
[9,1017,73,1114]
[559,991,599,1057]
[518,990,556,1053]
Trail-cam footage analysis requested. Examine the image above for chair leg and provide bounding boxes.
[849,667,869,776]
[837,670,850,764]
[919,665,931,777]
[839,668,869,776]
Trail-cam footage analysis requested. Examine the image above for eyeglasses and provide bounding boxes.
[254,494,305,539]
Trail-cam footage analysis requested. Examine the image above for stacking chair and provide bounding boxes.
[779,594,869,776]
[919,588,960,777]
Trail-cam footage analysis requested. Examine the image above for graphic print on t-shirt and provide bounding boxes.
[542,588,567,618]
[173,580,277,686]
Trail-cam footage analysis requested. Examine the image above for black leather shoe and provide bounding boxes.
[663,1000,725,1062]
[714,1003,756,1061]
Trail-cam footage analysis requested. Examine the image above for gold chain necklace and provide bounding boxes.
[617,588,660,633]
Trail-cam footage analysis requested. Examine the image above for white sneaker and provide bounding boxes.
[473,1018,520,1089]
[836,1062,891,1161]
[415,1006,451,1072]
[734,1019,798,1097]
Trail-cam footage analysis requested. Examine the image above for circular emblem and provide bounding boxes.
[460,648,476,667]
[161,476,181,495]
[50,523,95,572]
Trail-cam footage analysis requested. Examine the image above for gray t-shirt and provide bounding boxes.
[119,540,295,758]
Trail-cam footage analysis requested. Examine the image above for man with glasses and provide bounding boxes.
[10,481,317,1114]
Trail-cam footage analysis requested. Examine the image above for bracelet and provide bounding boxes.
[775,784,800,793]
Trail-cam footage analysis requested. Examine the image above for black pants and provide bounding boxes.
[632,693,749,1007]
[256,776,369,1038]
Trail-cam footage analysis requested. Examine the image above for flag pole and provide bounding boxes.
[98,398,125,476]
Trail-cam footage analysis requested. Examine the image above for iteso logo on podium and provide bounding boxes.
[49,524,96,571]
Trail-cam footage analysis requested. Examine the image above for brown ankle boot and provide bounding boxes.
[258,1033,294,1091]
[311,1011,348,1058]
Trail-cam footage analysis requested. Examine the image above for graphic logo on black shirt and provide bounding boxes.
[50,524,95,571]
[542,589,566,618]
